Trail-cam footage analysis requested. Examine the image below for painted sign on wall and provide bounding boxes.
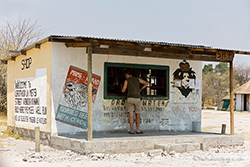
[21,57,32,70]
[172,60,196,98]
[103,99,169,129]
[171,60,201,103]
[55,65,101,129]
[14,68,47,128]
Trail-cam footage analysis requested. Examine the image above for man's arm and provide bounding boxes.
[121,80,128,93]
[138,78,148,94]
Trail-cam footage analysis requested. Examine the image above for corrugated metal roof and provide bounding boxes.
[234,80,250,94]
[2,35,250,62]
[49,35,250,53]
[50,35,213,49]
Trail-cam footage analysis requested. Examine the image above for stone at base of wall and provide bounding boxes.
[8,126,51,146]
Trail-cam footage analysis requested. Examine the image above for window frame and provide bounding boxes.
[104,62,169,100]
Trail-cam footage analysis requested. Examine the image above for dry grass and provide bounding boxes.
[0,128,21,139]
[0,112,21,140]
[0,112,7,127]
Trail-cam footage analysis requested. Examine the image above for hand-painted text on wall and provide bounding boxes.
[14,68,47,127]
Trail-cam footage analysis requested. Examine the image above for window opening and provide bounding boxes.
[105,63,169,100]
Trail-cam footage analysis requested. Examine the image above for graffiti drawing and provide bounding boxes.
[173,60,196,98]
[64,82,97,109]
[159,118,169,126]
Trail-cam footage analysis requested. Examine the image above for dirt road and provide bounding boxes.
[1,110,250,167]
[201,110,250,140]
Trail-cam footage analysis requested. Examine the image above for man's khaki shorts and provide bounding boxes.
[126,98,141,114]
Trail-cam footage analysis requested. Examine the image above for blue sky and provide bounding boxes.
[1,0,250,66]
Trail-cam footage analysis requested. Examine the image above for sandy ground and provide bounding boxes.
[1,110,250,167]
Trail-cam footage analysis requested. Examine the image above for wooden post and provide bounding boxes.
[35,127,40,152]
[221,124,226,134]
[230,61,234,135]
[87,46,93,141]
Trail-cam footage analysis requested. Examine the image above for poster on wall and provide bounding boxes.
[14,68,47,128]
[55,65,101,129]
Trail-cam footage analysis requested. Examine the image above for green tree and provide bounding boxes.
[202,64,213,75]
[202,63,229,108]
[202,62,250,108]
[214,62,229,75]
[202,72,215,107]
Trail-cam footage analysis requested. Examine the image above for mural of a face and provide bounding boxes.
[173,60,196,98]
[182,72,190,88]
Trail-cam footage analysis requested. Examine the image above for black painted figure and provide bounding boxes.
[173,60,196,98]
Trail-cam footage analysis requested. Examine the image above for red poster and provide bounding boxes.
[63,66,101,105]
[55,65,101,129]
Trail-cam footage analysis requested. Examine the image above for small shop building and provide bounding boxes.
[3,35,250,143]
[234,80,250,111]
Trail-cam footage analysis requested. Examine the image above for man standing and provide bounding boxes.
[122,69,148,134]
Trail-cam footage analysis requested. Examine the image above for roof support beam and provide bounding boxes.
[87,46,93,141]
[11,56,16,61]
[230,61,234,135]
[91,47,227,62]
[65,42,94,47]
[216,50,234,61]
[21,50,26,55]
[35,43,41,49]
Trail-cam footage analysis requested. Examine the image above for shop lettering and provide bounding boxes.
[21,57,32,70]
[15,80,31,89]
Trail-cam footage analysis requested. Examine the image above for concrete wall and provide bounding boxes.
[7,42,52,133]
[50,43,202,135]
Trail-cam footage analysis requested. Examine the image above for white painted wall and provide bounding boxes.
[235,94,250,111]
[235,94,242,111]
[51,43,87,135]
[51,42,202,134]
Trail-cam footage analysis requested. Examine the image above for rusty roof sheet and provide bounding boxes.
[49,35,213,49]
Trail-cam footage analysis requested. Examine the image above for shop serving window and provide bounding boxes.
[104,62,169,100]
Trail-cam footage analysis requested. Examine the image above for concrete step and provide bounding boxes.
[154,143,201,153]
[50,134,245,154]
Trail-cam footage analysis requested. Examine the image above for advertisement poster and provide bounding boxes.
[55,65,101,129]
[14,68,47,128]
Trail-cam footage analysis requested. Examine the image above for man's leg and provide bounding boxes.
[136,114,141,132]
[134,98,142,133]
[129,111,134,133]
